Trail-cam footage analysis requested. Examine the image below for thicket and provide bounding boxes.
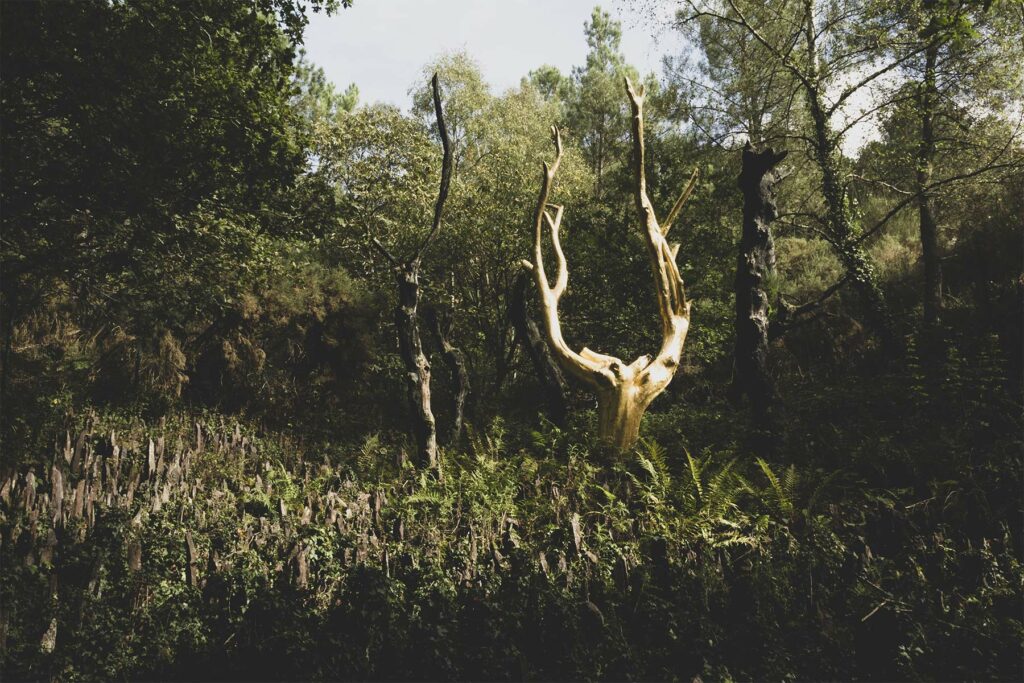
[3,341,1021,680]
[2,0,1022,680]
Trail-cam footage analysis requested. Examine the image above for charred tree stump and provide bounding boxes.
[510,271,569,426]
[733,142,787,430]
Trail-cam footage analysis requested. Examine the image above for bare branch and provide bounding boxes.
[413,72,454,263]
[625,76,691,381]
[371,236,400,266]
[849,174,912,196]
[857,159,1023,245]
[529,127,607,388]
[827,39,940,117]
[532,127,565,295]
[663,168,701,235]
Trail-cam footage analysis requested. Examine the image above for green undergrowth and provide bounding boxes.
[2,399,1021,681]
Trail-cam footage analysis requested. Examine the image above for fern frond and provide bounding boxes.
[705,458,740,517]
[757,457,793,516]
[807,469,843,514]
[406,491,444,505]
[637,454,659,484]
[783,464,800,499]
[641,438,670,484]
[686,451,704,503]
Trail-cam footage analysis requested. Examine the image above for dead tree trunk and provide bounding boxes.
[371,74,453,468]
[733,142,787,425]
[510,271,569,426]
[424,305,470,446]
[393,265,437,466]
[522,78,697,451]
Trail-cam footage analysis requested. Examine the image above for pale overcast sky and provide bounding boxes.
[302,1,881,154]
[302,0,681,109]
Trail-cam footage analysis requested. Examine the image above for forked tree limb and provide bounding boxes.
[368,73,455,468]
[663,168,700,236]
[624,77,691,373]
[522,127,609,389]
[371,237,400,266]
[509,271,569,426]
[424,306,470,446]
[522,79,696,450]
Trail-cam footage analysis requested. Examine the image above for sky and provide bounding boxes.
[301,0,883,155]
[302,0,681,109]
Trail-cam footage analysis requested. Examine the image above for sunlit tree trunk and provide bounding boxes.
[394,266,437,467]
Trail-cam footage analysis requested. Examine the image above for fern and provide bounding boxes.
[806,469,843,514]
[406,491,444,506]
[640,438,670,486]
[686,450,704,503]
[782,464,799,502]
[757,457,794,517]
[637,454,659,483]
[704,458,740,518]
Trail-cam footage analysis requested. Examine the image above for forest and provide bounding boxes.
[1,0,1022,680]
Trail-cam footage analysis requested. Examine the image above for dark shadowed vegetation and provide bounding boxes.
[2,0,1022,680]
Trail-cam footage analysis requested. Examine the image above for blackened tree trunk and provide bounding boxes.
[424,305,470,446]
[394,266,437,467]
[510,271,569,426]
[733,142,787,425]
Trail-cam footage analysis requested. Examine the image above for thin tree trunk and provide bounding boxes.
[734,143,787,427]
[917,15,943,363]
[424,306,470,446]
[802,4,901,358]
[510,271,569,426]
[394,266,437,468]
[808,96,901,357]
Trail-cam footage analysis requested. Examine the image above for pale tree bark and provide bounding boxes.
[371,74,453,468]
[392,265,437,466]
[733,142,787,427]
[522,78,697,451]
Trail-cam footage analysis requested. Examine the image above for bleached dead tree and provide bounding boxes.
[521,78,698,451]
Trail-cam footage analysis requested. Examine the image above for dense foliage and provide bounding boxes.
[2,0,1021,680]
